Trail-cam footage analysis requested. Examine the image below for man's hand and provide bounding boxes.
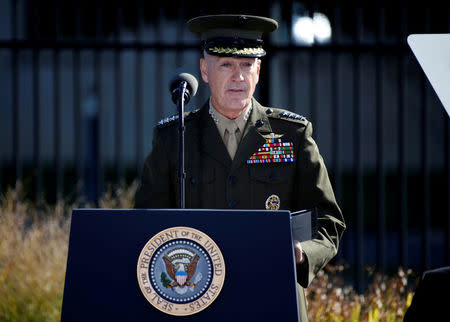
[294,240,305,264]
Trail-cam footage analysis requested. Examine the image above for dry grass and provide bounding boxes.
[306,265,414,321]
[0,184,72,322]
[0,181,137,321]
[0,182,415,321]
[98,180,138,209]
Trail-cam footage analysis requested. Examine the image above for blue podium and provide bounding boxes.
[61,209,314,321]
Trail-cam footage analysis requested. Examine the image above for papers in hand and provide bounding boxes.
[291,208,317,242]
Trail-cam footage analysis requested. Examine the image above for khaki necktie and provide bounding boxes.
[225,122,239,159]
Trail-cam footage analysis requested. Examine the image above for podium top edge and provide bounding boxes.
[72,208,292,215]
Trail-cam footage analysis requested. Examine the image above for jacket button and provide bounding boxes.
[190,177,196,184]
[228,200,237,208]
[266,108,273,115]
[255,119,264,127]
[228,176,237,184]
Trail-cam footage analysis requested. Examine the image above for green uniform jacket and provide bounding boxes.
[135,98,346,321]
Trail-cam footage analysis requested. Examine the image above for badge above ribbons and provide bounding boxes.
[247,138,295,164]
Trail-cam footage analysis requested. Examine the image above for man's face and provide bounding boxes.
[200,53,261,118]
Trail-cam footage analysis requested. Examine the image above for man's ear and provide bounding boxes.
[200,58,209,83]
[254,59,261,84]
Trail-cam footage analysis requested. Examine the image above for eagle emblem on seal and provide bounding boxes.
[161,247,202,295]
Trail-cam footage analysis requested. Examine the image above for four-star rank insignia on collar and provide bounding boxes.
[247,138,295,164]
[157,114,179,126]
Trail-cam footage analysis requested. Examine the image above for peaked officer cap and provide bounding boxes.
[187,14,278,58]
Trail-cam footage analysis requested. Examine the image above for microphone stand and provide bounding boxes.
[176,81,187,209]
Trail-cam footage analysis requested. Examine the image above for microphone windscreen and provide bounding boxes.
[169,70,198,97]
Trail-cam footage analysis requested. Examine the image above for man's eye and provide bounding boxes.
[240,61,253,68]
[222,63,231,67]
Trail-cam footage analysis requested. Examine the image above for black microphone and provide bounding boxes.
[169,70,198,105]
[169,69,198,208]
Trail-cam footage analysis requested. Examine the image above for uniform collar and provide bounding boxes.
[231,98,273,171]
[198,97,274,171]
[208,98,252,138]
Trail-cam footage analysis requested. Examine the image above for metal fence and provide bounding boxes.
[1,1,449,291]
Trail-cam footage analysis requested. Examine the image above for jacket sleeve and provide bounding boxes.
[134,127,176,208]
[294,121,346,287]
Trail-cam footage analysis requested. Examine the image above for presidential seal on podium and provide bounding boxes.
[137,227,225,316]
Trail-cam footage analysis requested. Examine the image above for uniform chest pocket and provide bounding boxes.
[187,167,215,185]
[249,165,293,184]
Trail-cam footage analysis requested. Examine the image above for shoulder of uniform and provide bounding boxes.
[265,107,308,125]
[156,108,200,128]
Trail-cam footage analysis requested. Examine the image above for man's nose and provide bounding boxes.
[231,66,244,81]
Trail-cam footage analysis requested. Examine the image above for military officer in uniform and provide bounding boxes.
[134,14,345,322]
